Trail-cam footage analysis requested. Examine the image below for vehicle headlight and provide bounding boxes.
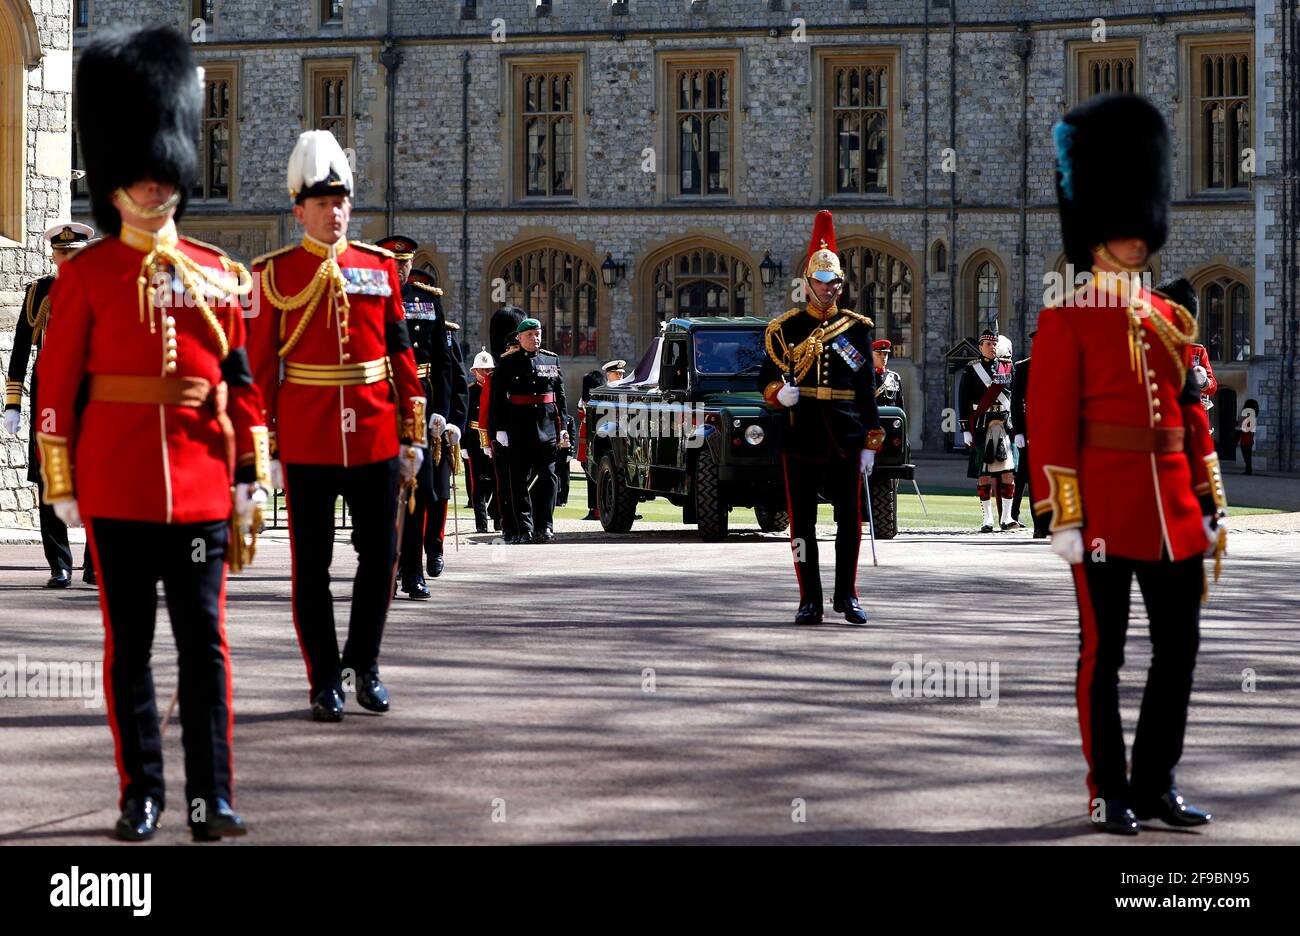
[744,424,765,445]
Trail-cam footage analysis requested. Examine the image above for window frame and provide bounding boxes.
[656,49,744,203]
[492,241,602,359]
[504,53,586,204]
[1182,33,1253,199]
[303,58,355,154]
[1192,267,1254,364]
[834,237,917,360]
[813,46,901,203]
[192,61,237,203]
[1068,38,1141,107]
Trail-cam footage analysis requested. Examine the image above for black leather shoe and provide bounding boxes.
[476,522,490,533]
[511,533,532,545]
[83,565,97,585]
[1001,521,1022,531]
[428,554,445,577]
[46,569,72,589]
[832,595,868,624]
[795,601,824,625]
[532,530,554,544]
[311,688,344,722]
[980,524,994,534]
[1091,805,1140,836]
[401,572,431,599]
[1134,789,1213,827]
[191,797,247,842]
[115,796,162,841]
[356,674,390,713]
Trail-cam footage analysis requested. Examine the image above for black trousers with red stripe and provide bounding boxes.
[285,458,399,698]
[781,452,863,604]
[86,518,233,816]
[1073,553,1202,810]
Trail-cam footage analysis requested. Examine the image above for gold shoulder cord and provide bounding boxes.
[764,306,858,385]
[1127,294,1197,385]
[134,245,251,360]
[261,256,351,358]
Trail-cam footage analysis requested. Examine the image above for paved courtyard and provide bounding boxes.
[1,491,1296,845]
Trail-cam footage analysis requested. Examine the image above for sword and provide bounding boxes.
[449,440,461,552]
[910,479,929,517]
[390,450,418,596]
[862,472,879,567]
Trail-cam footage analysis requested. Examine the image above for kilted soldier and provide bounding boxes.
[38,26,269,840]
[959,330,1018,532]
[4,221,96,587]
[464,349,498,532]
[376,240,467,597]
[1031,93,1223,835]
[488,317,568,543]
[247,131,425,722]
[760,210,884,625]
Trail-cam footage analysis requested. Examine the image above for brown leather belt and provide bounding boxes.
[797,385,855,401]
[509,392,555,405]
[1082,421,1184,453]
[88,374,213,407]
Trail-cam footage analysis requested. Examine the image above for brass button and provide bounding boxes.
[1147,369,1156,378]
[1143,342,1152,351]
[165,316,176,327]
[1153,412,1163,423]
[167,338,178,349]
[165,361,177,373]
[342,353,351,362]
[1149,382,1159,392]
[1152,399,1161,408]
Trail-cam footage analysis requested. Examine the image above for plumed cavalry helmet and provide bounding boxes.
[1052,94,1171,274]
[287,130,354,204]
[75,26,201,236]
[803,209,843,284]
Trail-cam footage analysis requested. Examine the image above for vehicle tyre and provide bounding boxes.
[597,454,637,533]
[869,476,898,540]
[694,444,729,541]
[754,504,790,533]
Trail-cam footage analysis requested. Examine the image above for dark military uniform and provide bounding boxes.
[464,380,498,531]
[874,366,903,407]
[1009,354,1047,536]
[6,275,92,580]
[397,279,467,582]
[487,306,525,540]
[488,344,567,542]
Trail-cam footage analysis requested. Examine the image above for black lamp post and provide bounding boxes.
[601,252,625,288]
[759,251,782,288]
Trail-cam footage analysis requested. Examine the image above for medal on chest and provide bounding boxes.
[830,335,866,372]
[341,267,392,296]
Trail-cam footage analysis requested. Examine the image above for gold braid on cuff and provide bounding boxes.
[249,425,273,489]
[36,433,74,502]
[1204,452,1228,512]
[865,428,885,452]
[407,397,427,447]
[1033,464,1083,533]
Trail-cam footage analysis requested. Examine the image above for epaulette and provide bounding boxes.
[61,239,107,269]
[500,347,519,357]
[350,241,396,259]
[1015,357,1030,366]
[180,235,230,258]
[839,308,875,328]
[445,321,460,331]
[765,307,802,335]
[412,282,443,296]
[250,244,296,268]
[537,348,558,357]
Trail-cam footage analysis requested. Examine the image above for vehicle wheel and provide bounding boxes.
[754,504,790,533]
[694,444,729,541]
[869,476,898,540]
[597,454,636,533]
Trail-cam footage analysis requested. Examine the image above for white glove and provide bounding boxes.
[269,459,284,490]
[445,423,461,447]
[429,413,447,436]
[52,499,82,528]
[1014,433,1026,449]
[962,431,973,447]
[1203,515,1226,555]
[2,409,19,435]
[496,430,509,448]
[859,448,875,477]
[1193,365,1209,389]
[776,383,799,407]
[483,446,493,460]
[1050,528,1084,565]
[400,444,424,483]
[235,482,269,527]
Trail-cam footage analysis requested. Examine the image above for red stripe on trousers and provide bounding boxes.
[1072,561,1101,807]
[85,520,129,804]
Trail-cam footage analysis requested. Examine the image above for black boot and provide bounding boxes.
[401,571,431,599]
[356,673,390,713]
[1091,803,1140,836]
[191,797,248,842]
[46,569,71,589]
[115,796,163,841]
[795,601,824,625]
[832,595,868,624]
[311,688,344,722]
[1133,789,1213,827]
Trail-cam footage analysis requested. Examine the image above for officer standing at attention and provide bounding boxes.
[4,221,97,587]
[488,318,567,543]
[759,210,884,626]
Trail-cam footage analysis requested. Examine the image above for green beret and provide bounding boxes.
[516,317,542,334]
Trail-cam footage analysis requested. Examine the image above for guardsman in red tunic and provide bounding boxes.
[37,27,267,841]
[4,221,95,587]
[759,210,884,625]
[246,130,425,723]
[1031,94,1225,836]
[1156,277,1219,432]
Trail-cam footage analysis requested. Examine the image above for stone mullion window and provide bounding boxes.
[194,67,234,201]
[498,246,598,357]
[670,65,732,197]
[828,61,889,196]
[1074,42,1139,103]
[522,70,576,198]
[838,243,913,358]
[1195,48,1251,192]
[1199,274,1252,363]
[308,64,351,151]
[649,247,753,327]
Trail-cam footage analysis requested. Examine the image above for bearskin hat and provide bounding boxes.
[1155,276,1199,320]
[74,27,201,236]
[1053,94,1170,274]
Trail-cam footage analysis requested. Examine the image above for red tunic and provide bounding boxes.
[247,237,422,466]
[1028,281,1216,562]
[36,225,265,524]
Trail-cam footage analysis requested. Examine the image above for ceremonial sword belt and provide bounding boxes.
[284,357,391,386]
[508,392,555,404]
[1081,421,1185,454]
[416,363,433,379]
[89,374,219,408]
[797,385,855,401]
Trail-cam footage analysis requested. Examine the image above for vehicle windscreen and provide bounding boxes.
[693,329,766,376]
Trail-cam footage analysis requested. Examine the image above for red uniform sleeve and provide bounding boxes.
[246,261,282,453]
[1182,347,1225,515]
[1201,353,1218,398]
[1026,306,1084,532]
[33,261,94,501]
[384,258,424,444]
[223,294,269,484]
